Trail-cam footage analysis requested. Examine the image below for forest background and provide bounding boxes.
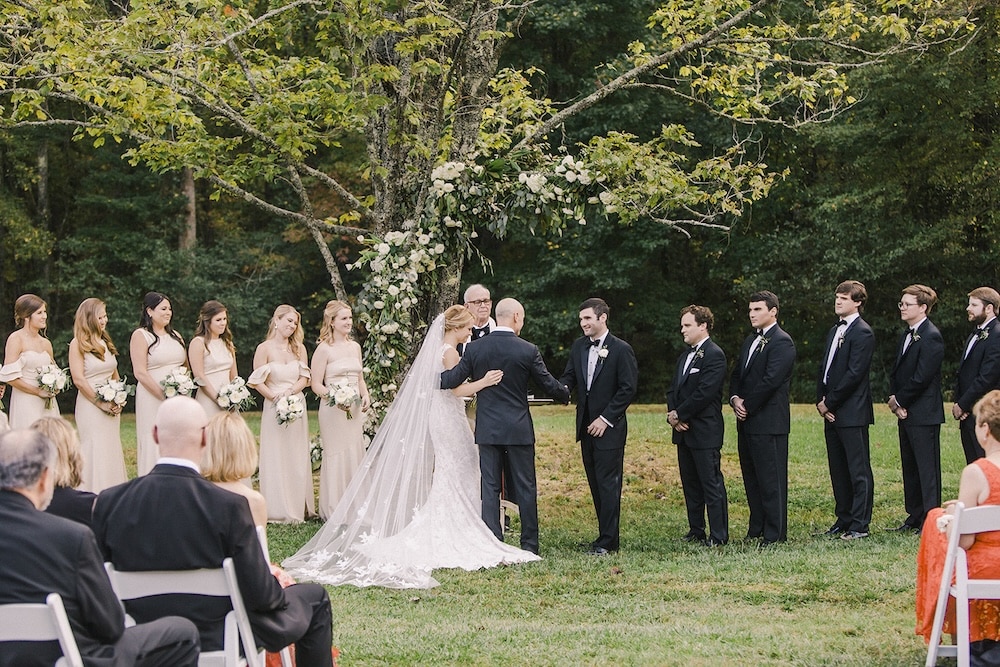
[2,1,1000,409]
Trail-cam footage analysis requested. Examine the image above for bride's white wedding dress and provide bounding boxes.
[283,315,539,589]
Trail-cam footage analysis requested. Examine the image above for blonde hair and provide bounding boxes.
[318,300,351,345]
[975,390,1000,444]
[444,304,474,332]
[74,297,117,360]
[266,304,304,356]
[14,294,46,330]
[202,412,259,482]
[29,417,83,488]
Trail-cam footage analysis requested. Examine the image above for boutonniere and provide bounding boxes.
[837,332,846,349]
[979,329,990,342]
[911,332,921,343]
[695,348,704,360]
[757,337,769,351]
[597,346,609,360]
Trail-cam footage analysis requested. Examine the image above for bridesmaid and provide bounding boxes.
[249,304,314,523]
[189,300,237,417]
[311,300,370,519]
[0,294,60,429]
[68,298,127,492]
[129,292,187,476]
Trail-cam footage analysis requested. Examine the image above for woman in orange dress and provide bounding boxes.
[916,389,1000,656]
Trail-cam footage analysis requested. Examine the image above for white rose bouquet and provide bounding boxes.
[95,377,135,410]
[160,368,195,398]
[275,394,305,425]
[326,379,360,419]
[37,364,70,409]
[216,377,256,412]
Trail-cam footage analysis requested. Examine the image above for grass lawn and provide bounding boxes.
[114,404,963,665]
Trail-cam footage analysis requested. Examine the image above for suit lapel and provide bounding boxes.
[591,336,611,386]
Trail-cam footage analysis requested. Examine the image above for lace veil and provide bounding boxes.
[282,314,445,588]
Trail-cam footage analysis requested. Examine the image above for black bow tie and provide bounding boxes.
[590,338,602,347]
[756,329,763,336]
[837,320,847,327]
[689,345,698,353]
[471,326,489,340]
[909,328,917,336]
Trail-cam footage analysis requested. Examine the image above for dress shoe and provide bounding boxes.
[815,525,845,537]
[840,530,869,541]
[759,538,783,548]
[587,546,613,556]
[702,538,726,547]
[889,523,919,533]
[682,532,706,543]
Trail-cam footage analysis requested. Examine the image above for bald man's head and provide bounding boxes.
[153,396,210,463]
[495,298,524,335]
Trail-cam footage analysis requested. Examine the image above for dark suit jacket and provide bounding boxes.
[441,330,569,445]
[559,333,638,450]
[729,324,796,435]
[889,319,945,426]
[667,338,726,449]
[0,490,124,667]
[955,318,1000,413]
[92,464,290,651]
[816,317,875,427]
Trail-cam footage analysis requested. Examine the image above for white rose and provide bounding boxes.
[40,372,56,386]
[115,390,128,404]
[164,386,177,398]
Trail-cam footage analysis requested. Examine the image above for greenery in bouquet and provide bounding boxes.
[36,364,71,409]
[160,368,195,398]
[326,379,360,419]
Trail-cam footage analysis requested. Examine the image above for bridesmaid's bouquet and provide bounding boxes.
[216,377,256,412]
[95,377,135,409]
[160,368,195,398]
[37,364,70,409]
[275,394,305,425]
[326,379,360,419]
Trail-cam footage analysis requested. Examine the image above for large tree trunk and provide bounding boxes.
[179,167,196,250]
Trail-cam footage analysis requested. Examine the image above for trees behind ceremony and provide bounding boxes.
[0,0,993,406]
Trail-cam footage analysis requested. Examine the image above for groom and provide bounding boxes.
[441,298,569,554]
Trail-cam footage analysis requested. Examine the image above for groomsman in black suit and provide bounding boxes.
[888,284,945,533]
[93,398,334,665]
[729,290,796,545]
[0,428,199,667]
[559,298,638,555]
[816,280,875,541]
[441,298,570,554]
[952,286,1000,463]
[667,305,729,546]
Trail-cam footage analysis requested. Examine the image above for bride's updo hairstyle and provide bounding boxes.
[317,300,351,345]
[266,304,305,356]
[14,293,46,330]
[443,304,474,332]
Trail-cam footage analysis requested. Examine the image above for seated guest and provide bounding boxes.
[92,396,334,664]
[916,389,1000,662]
[30,416,96,527]
[0,428,199,666]
[203,410,267,526]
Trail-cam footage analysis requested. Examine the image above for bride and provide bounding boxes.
[283,305,541,588]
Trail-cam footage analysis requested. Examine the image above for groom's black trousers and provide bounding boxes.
[480,444,539,554]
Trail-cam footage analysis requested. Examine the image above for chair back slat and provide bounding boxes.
[0,593,84,667]
[957,505,1000,535]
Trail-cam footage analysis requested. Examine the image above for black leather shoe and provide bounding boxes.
[815,525,845,537]
[682,532,706,543]
[702,538,726,547]
[587,546,612,556]
[840,530,869,541]
[890,523,919,533]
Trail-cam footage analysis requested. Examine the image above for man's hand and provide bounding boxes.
[586,418,609,438]
[731,396,748,421]
[952,403,968,421]
[816,399,836,423]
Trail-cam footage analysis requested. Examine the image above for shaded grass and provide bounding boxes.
[113,405,963,665]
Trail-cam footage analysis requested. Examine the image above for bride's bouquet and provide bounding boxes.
[37,364,70,409]
[95,377,135,409]
[160,368,195,398]
[326,379,360,419]
[216,377,256,412]
[275,394,305,425]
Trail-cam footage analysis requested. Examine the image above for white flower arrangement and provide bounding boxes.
[37,364,70,409]
[160,367,195,398]
[327,379,360,419]
[95,377,135,408]
[597,346,609,360]
[216,377,256,412]
[275,394,305,425]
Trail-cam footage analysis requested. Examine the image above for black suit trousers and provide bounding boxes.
[581,434,624,550]
[250,583,333,666]
[824,423,874,532]
[960,416,986,464]
[480,444,538,554]
[103,617,200,667]
[898,422,941,528]
[676,444,728,543]
[737,431,788,542]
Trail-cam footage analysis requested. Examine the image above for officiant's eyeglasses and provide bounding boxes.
[466,298,492,306]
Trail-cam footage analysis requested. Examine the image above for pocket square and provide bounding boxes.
[689,367,700,374]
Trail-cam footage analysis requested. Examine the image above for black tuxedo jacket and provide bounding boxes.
[441,330,569,445]
[955,318,1000,413]
[0,490,124,667]
[93,464,292,651]
[816,317,875,427]
[729,324,796,435]
[889,319,945,425]
[667,338,726,449]
[559,333,639,450]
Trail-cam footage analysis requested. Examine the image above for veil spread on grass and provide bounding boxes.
[282,314,444,588]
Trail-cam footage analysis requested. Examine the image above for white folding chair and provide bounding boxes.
[0,592,85,667]
[104,558,263,667]
[256,525,294,667]
[926,502,1000,666]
